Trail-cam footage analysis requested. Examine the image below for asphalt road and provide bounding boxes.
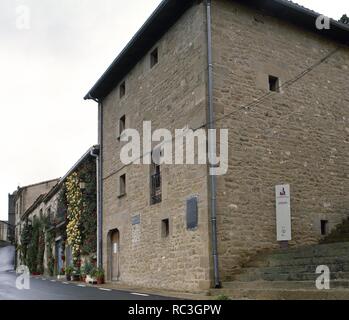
[0,271,175,300]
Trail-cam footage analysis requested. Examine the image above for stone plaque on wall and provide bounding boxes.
[132,214,140,225]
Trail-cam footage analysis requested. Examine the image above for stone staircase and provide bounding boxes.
[212,241,349,299]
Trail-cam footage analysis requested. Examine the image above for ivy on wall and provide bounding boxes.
[20,219,32,266]
[46,230,55,276]
[66,172,83,266]
[19,155,97,276]
[20,217,46,274]
[79,159,97,256]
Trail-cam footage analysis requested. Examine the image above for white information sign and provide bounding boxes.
[275,184,292,241]
[113,243,118,254]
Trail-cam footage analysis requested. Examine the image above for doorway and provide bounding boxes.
[110,229,120,281]
[55,239,63,274]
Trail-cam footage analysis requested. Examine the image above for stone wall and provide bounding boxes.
[212,0,349,280]
[0,222,8,242]
[101,3,212,292]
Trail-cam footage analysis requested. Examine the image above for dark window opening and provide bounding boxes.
[150,48,158,68]
[269,75,280,92]
[321,220,328,236]
[150,152,161,205]
[186,197,198,230]
[120,81,126,98]
[119,174,126,197]
[119,115,126,137]
[161,219,169,238]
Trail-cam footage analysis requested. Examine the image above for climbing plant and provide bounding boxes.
[79,159,97,256]
[66,172,83,266]
[65,157,97,264]
[26,217,46,274]
[46,229,55,276]
[20,219,32,266]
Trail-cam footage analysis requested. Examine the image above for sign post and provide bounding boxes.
[275,184,292,245]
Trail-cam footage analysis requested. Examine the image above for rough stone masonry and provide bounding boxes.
[89,0,349,292]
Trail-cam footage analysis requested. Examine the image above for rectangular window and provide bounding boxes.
[119,115,126,137]
[119,174,126,197]
[150,48,158,68]
[269,75,280,92]
[186,197,198,230]
[321,220,328,236]
[161,219,169,238]
[150,152,161,205]
[120,81,126,98]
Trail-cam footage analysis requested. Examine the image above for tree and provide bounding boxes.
[339,14,349,24]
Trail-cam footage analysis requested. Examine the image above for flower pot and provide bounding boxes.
[72,274,81,281]
[85,275,96,284]
[97,277,104,285]
[66,275,72,281]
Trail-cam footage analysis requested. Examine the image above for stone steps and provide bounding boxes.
[248,256,349,268]
[211,241,349,299]
[211,287,349,300]
[234,263,349,279]
[235,271,349,282]
[256,242,349,259]
[221,280,349,290]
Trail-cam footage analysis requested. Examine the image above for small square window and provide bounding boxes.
[120,81,126,98]
[150,48,158,68]
[321,220,328,236]
[119,174,126,197]
[161,219,169,238]
[269,75,280,92]
[119,115,126,137]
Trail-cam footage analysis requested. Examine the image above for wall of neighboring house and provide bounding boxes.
[13,179,59,265]
[0,222,8,242]
[212,0,349,280]
[101,2,212,292]
[22,189,65,273]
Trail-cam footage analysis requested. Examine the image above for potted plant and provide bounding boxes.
[95,267,105,285]
[57,268,65,280]
[81,262,93,283]
[80,265,86,283]
[65,265,73,281]
[72,266,81,281]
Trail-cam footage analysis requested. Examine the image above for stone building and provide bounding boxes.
[84,0,349,292]
[12,178,59,263]
[13,146,98,274]
[0,221,9,242]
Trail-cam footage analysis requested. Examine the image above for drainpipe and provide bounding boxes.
[206,0,221,288]
[97,101,103,269]
[90,144,102,269]
[87,95,103,269]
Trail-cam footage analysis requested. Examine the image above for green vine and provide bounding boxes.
[66,172,83,265]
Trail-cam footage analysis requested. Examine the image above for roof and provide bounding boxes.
[20,145,99,220]
[43,145,99,203]
[14,178,60,195]
[84,0,349,102]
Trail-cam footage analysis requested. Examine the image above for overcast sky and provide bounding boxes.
[0,0,347,221]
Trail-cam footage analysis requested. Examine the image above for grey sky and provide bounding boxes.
[0,0,347,221]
